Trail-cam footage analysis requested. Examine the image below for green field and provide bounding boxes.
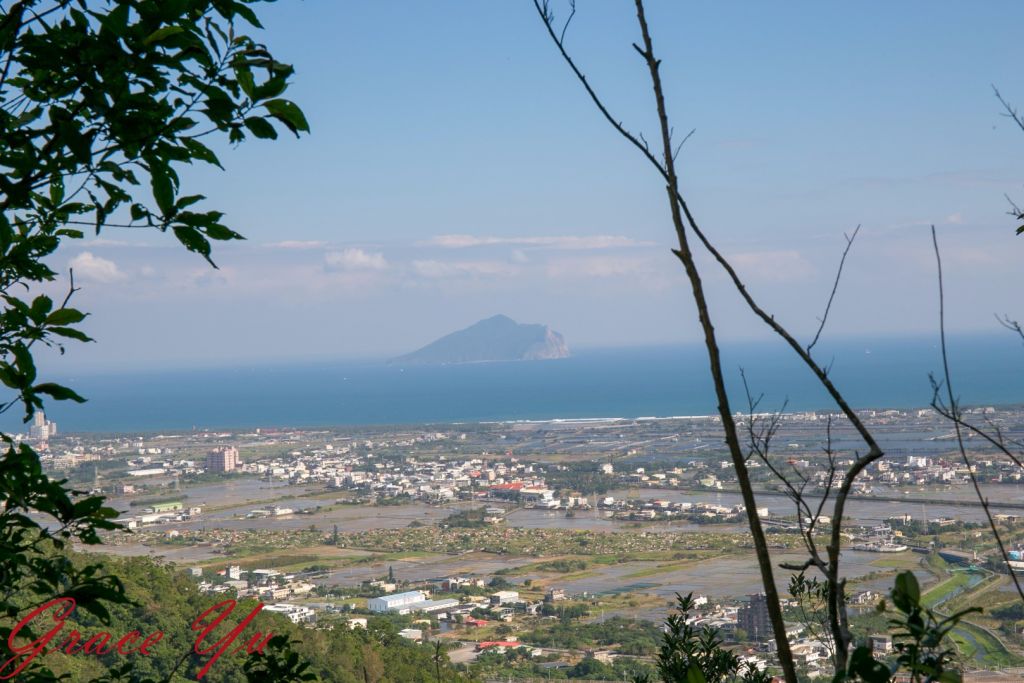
[951,620,1018,668]
[922,572,971,607]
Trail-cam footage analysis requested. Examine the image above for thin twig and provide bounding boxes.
[808,226,861,354]
[672,128,695,162]
[994,85,1024,134]
[558,0,575,45]
[997,314,1024,345]
[532,0,882,470]
[931,225,1024,602]
[532,3,881,675]
[628,1,799,674]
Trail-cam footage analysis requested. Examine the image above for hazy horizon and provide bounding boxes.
[21,1,1024,373]
[32,327,1023,376]
[13,333,1021,434]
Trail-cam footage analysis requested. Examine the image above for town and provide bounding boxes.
[13,405,1024,678]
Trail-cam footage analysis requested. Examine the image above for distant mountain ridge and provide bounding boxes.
[391,315,570,365]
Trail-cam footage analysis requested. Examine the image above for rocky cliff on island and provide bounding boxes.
[390,314,570,365]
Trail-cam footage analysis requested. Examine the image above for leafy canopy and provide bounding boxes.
[0,1,307,680]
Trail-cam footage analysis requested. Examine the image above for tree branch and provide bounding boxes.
[931,224,1024,602]
[808,226,860,354]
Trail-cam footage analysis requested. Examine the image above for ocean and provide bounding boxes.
[4,334,1022,433]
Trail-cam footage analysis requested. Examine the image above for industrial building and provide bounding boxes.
[367,590,459,615]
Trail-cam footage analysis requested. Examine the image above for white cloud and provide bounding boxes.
[265,240,328,249]
[81,238,145,248]
[545,256,650,279]
[191,268,231,288]
[411,260,518,278]
[325,248,388,271]
[729,249,815,283]
[426,234,650,250]
[68,251,126,283]
[944,212,964,224]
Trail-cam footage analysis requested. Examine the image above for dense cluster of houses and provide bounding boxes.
[194,564,317,622]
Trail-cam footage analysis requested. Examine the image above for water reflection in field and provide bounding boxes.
[110,475,1024,539]
[606,485,1024,525]
[97,474,975,622]
[320,553,540,586]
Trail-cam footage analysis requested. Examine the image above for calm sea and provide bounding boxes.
[5,334,1022,433]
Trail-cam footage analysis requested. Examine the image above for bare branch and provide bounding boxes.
[807,225,861,354]
[780,558,816,572]
[559,0,576,45]
[931,388,1024,470]
[672,128,695,162]
[994,85,1024,134]
[531,0,666,174]
[532,3,886,675]
[997,313,1024,345]
[931,224,1024,602]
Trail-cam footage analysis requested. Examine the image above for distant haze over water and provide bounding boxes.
[9,334,1023,433]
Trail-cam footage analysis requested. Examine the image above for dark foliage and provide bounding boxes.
[0,1,307,680]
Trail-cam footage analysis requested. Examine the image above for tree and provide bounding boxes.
[639,577,970,683]
[846,572,974,683]
[431,640,448,683]
[531,2,979,680]
[531,2,867,677]
[0,1,307,680]
[632,593,768,683]
[992,87,1024,235]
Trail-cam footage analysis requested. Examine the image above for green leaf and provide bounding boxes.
[847,645,891,683]
[244,116,278,139]
[150,165,175,216]
[30,295,54,321]
[130,204,150,221]
[49,177,65,205]
[237,69,256,99]
[12,344,36,384]
[183,138,222,168]
[33,383,86,403]
[252,74,289,101]
[45,308,86,326]
[176,194,206,210]
[49,326,93,343]
[264,99,309,135]
[232,4,264,28]
[144,26,185,46]
[202,223,243,241]
[0,366,20,389]
[100,3,130,36]
[685,668,707,683]
[173,225,214,264]
[892,570,920,613]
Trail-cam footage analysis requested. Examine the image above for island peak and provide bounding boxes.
[390,315,569,365]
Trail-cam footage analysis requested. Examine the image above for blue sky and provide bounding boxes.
[45,1,1024,370]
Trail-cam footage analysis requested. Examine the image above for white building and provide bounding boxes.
[127,468,167,477]
[30,411,57,441]
[490,590,520,606]
[263,603,315,624]
[368,590,428,613]
[367,590,459,615]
